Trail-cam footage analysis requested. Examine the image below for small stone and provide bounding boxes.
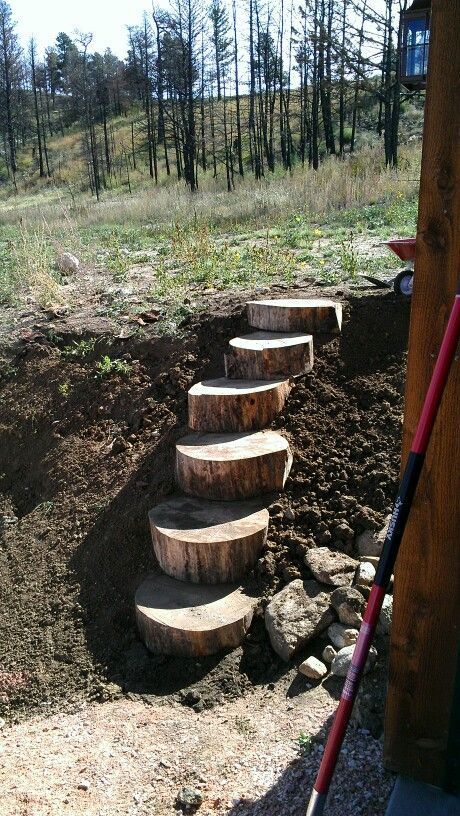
[77,780,91,791]
[331,645,378,677]
[355,562,376,587]
[1,514,18,525]
[298,656,328,680]
[176,787,203,811]
[377,594,393,636]
[283,507,295,522]
[110,436,131,455]
[270,502,283,514]
[331,586,366,627]
[0,717,6,729]
[322,644,337,663]
[327,622,359,650]
[304,547,358,587]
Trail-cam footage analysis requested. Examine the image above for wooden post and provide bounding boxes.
[384,0,460,788]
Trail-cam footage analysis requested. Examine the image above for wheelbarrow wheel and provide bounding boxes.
[393,269,413,297]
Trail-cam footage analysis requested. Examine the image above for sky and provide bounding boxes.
[12,0,159,60]
[12,0,389,63]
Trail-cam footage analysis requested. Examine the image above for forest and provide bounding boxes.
[0,0,420,200]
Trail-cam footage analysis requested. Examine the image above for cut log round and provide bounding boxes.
[247,298,342,333]
[149,496,269,583]
[176,430,293,500]
[225,331,313,380]
[188,377,290,432]
[135,573,258,656]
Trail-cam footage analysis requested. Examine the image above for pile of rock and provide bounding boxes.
[264,516,392,683]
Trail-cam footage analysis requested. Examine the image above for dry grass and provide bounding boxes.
[0,143,421,232]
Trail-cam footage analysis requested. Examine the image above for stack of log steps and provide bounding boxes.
[135,298,342,657]
[135,574,258,656]
[176,430,292,500]
[225,332,313,380]
[188,377,291,432]
[149,496,269,584]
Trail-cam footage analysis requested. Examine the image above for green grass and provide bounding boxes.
[0,144,420,309]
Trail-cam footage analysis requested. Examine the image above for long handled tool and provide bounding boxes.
[306,283,460,816]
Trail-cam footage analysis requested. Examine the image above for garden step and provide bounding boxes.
[247,298,342,333]
[149,495,269,584]
[224,331,314,380]
[135,573,258,656]
[188,377,290,432]
[176,430,293,500]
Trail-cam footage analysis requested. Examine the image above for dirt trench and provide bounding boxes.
[0,287,410,722]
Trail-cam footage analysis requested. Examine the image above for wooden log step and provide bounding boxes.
[135,573,258,656]
[176,430,293,500]
[188,377,290,432]
[149,496,269,583]
[225,331,314,380]
[247,298,342,333]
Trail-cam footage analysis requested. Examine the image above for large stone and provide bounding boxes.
[304,547,358,587]
[331,644,378,677]
[331,586,366,627]
[264,579,335,661]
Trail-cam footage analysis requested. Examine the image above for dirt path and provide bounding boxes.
[0,682,393,816]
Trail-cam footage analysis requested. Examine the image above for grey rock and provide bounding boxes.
[284,507,295,522]
[58,251,80,274]
[331,645,378,677]
[327,622,359,650]
[176,787,203,811]
[298,656,328,680]
[1,514,18,526]
[376,514,391,548]
[264,579,335,661]
[331,586,366,627]
[355,561,376,587]
[356,529,382,558]
[377,593,393,636]
[322,644,337,664]
[304,547,358,586]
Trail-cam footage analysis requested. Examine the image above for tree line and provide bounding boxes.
[0,0,414,197]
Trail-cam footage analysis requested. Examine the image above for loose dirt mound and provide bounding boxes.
[0,288,410,721]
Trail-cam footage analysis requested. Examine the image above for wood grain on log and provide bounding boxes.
[188,377,291,432]
[176,430,293,500]
[149,496,269,583]
[135,573,258,655]
[224,331,313,380]
[247,298,342,333]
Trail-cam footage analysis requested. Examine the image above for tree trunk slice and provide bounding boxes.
[135,573,258,656]
[149,496,269,583]
[247,298,342,333]
[188,377,291,432]
[176,430,293,500]
[225,331,314,380]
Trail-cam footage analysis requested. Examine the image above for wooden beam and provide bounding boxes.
[384,0,460,788]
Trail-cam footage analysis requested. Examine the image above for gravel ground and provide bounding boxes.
[0,682,393,816]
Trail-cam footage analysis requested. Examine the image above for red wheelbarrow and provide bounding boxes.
[383,237,416,296]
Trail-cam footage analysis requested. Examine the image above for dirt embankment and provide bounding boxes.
[0,287,410,722]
